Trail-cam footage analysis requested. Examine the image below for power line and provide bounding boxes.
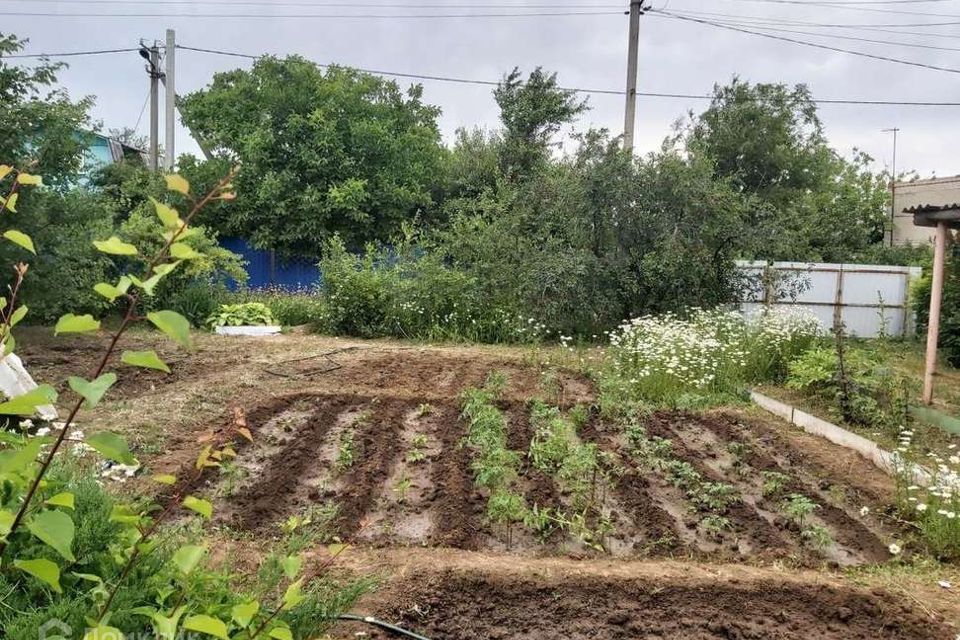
[175,43,960,105]
[0,0,625,6]
[5,46,140,58]
[661,7,960,28]
[0,9,623,18]
[651,10,960,74]
[711,0,960,18]
[664,8,960,39]
[689,18,960,51]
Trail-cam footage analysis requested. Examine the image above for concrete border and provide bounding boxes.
[750,390,914,480]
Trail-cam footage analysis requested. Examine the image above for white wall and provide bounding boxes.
[738,261,923,338]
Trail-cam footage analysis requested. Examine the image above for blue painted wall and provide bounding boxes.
[221,237,322,290]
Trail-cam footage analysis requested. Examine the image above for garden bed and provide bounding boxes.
[197,373,900,567]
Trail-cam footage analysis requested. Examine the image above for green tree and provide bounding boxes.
[494,67,588,178]
[0,33,93,184]
[682,78,889,261]
[178,56,446,259]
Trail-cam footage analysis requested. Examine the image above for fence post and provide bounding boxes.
[832,264,845,333]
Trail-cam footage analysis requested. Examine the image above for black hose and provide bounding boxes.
[336,613,432,640]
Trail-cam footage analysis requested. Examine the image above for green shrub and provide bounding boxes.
[913,246,960,368]
[320,233,542,343]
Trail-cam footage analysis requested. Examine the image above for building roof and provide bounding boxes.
[903,203,960,214]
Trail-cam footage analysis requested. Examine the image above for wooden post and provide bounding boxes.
[923,221,948,404]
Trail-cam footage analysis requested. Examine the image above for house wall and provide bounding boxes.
[892,176,960,245]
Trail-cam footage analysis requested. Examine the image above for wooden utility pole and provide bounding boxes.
[623,1,643,153]
[164,29,176,172]
[923,221,949,404]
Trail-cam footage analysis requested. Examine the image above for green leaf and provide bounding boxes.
[152,474,177,485]
[94,282,124,302]
[282,554,302,580]
[9,304,27,327]
[282,578,304,611]
[3,332,14,356]
[3,192,17,212]
[268,627,293,640]
[14,558,62,593]
[121,350,170,373]
[231,600,260,628]
[16,172,42,186]
[86,431,137,465]
[0,384,58,416]
[3,229,34,253]
[165,174,190,195]
[152,607,186,640]
[82,625,124,640]
[55,313,100,335]
[109,504,141,525]
[147,310,192,349]
[150,196,183,229]
[170,242,202,260]
[26,510,75,562]
[182,495,212,519]
[0,437,43,475]
[71,572,103,584]
[0,165,11,180]
[0,509,14,536]
[68,373,117,409]
[45,492,75,510]
[183,614,228,640]
[171,544,206,575]
[93,236,138,256]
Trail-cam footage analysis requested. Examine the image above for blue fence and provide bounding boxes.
[220,237,321,290]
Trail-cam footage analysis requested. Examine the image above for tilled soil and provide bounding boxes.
[209,383,896,567]
[342,567,950,640]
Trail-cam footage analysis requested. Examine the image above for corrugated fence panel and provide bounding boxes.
[737,261,923,338]
[220,237,321,290]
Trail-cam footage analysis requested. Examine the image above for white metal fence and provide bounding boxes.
[737,261,924,338]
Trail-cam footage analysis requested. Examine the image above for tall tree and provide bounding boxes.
[682,78,889,261]
[493,67,588,178]
[179,56,446,259]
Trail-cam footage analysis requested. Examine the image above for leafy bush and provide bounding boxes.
[321,234,543,343]
[913,246,960,368]
[206,302,276,328]
[786,342,911,433]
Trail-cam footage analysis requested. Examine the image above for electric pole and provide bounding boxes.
[883,127,900,246]
[140,41,162,172]
[164,29,176,172]
[623,1,646,153]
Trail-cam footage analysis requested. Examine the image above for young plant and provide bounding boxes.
[405,433,429,464]
[761,471,791,498]
[700,514,732,538]
[801,523,834,551]
[393,475,413,504]
[335,429,356,472]
[689,482,740,513]
[206,302,276,328]
[781,493,819,527]
[486,489,527,548]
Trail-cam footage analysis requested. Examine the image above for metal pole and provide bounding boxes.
[923,221,948,404]
[623,1,642,152]
[149,43,160,172]
[164,29,176,172]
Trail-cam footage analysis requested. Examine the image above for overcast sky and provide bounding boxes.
[4,0,960,177]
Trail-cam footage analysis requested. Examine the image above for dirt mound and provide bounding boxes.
[340,568,949,640]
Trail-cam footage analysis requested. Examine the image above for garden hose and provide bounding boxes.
[336,613,432,640]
